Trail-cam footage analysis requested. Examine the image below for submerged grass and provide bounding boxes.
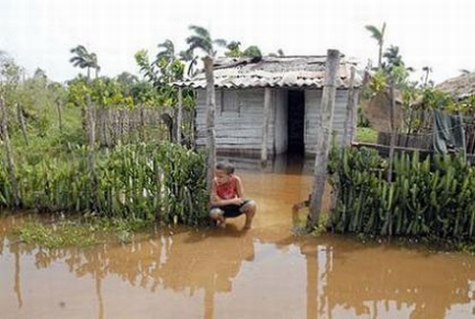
[15,215,154,249]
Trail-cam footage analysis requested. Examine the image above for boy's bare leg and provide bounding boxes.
[210,208,226,228]
[243,201,257,229]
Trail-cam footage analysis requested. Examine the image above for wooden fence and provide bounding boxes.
[91,106,195,147]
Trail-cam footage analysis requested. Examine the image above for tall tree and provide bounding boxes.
[186,25,223,194]
[69,45,100,81]
[365,22,386,69]
[155,39,176,65]
[225,41,242,58]
[243,46,262,60]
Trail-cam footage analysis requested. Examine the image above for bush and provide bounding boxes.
[329,147,475,245]
[0,142,208,226]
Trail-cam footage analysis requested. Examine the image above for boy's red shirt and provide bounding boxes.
[215,175,238,200]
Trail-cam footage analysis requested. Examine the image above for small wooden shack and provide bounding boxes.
[177,55,361,157]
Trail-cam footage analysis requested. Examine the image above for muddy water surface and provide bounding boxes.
[1,158,475,319]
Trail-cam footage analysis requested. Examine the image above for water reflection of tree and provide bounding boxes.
[1,219,255,319]
[299,237,475,319]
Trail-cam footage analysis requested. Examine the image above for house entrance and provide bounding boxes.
[287,90,305,155]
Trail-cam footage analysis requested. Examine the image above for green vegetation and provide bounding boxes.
[355,127,378,144]
[328,147,475,250]
[1,142,208,225]
[16,215,153,248]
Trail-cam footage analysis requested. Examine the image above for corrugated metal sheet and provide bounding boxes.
[175,56,361,89]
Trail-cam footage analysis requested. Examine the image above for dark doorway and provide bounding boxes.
[287,90,305,155]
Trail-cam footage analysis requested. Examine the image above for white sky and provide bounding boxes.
[1,0,474,84]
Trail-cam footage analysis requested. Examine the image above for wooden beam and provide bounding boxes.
[308,49,340,229]
[261,88,271,163]
[342,66,356,146]
[203,56,216,196]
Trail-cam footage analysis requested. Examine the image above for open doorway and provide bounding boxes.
[287,90,305,155]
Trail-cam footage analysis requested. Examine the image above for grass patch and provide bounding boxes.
[292,207,329,236]
[355,127,378,144]
[15,215,154,249]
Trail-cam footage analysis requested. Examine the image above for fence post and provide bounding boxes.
[308,49,340,229]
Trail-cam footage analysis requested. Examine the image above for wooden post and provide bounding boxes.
[87,95,95,170]
[203,56,216,196]
[16,104,28,145]
[86,95,96,210]
[387,82,396,182]
[386,81,397,238]
[0,96,20,207]
[261,88,271,164]
[342,66,357,146]
[308,49,340,229]
[176,87,183,144]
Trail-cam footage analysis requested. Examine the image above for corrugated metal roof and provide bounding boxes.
[175,56,362,89]
[436,72,475,100]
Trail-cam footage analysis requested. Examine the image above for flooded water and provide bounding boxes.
[1,156,475,319]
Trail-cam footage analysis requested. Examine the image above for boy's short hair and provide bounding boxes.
[216,161,235,175]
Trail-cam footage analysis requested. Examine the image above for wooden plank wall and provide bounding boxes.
[195,88,278,154]
[305,89,349,155]
[196,88,351,156]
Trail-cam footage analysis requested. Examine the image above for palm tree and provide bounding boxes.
[69,45,100,81]
[269,49,285,58]
[155,39,176,65]
[186,25,227,57]
[422,66,433,86]
[179,49,199,78]
[365,22,386,69]
[225,41,242,58]
[186,25,224,194]
[382,45,405,77]
[243,46,263,60]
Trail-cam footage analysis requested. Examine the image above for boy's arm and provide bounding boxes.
[235,176,244,198]
[210,181,240,206]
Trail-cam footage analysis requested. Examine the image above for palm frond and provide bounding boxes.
[213,39,227,47]
[365,25,383,43]
[186,36,213,56]
[188,25,211,39]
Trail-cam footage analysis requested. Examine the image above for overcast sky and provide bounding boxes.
[1,0,474,84]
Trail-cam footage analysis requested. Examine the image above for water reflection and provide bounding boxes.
[1,156,475,318]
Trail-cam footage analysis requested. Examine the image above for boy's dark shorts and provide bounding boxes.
[211,199,252,218]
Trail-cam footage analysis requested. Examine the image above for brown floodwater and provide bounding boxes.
[1,156,475,319]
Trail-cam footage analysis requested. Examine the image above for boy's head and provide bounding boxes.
[215,162,235,184]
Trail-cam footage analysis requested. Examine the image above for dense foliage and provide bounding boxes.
[1,143,208,225]
[329,147,475,246]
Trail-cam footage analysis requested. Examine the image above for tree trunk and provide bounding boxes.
[203,56,216,196]
[176,87,183,144]
[342,66,357,147]
[378,44,383,70]
[261,88,271,164]
[0,96,20,207]
[308,49,340,229]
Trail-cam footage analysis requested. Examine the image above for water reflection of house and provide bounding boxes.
[176,56,361,157]
[300,238,475,318]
